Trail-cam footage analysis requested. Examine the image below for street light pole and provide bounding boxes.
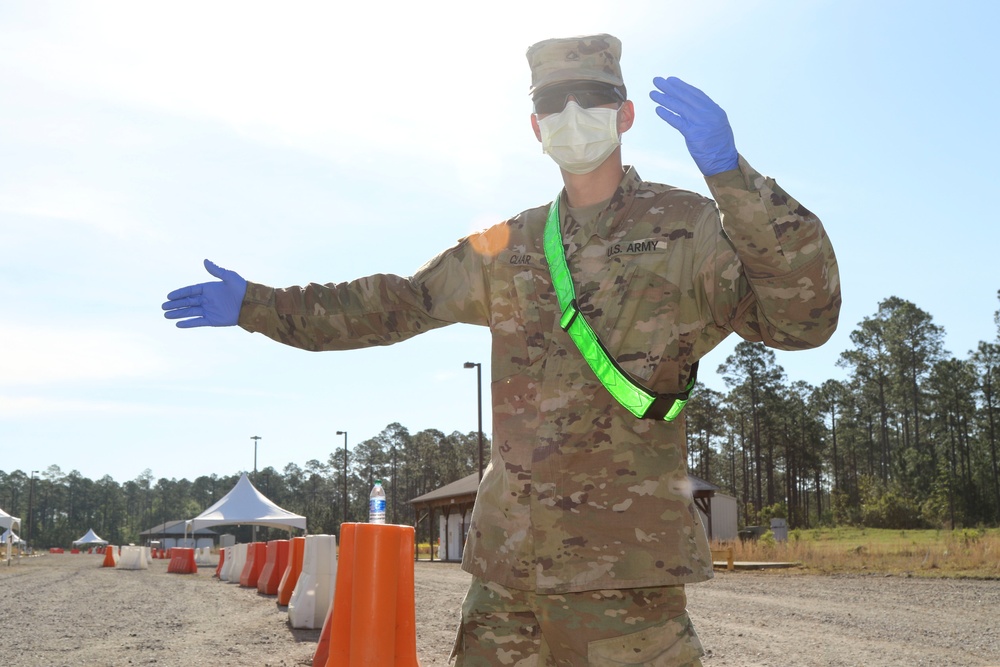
[250,436,261,542]
[251,435,262,484]
[463,362,484,481]
[27,471,38,548]
[336,431,348,526]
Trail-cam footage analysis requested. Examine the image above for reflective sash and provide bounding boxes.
[542,196,696,421]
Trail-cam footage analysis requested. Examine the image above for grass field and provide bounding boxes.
[417,527,1000,578]
[717,526,1000,578]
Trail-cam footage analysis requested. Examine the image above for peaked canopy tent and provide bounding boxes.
[0,508,20,532]
[187,473,306,537]
[2,528,25,545]
[72,528,108,546]
[2,522,24,565]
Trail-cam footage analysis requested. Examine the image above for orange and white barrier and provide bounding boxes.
[257,539,290,595]
[277,536,306,606]
[314,523,419,666]
[287,534,338,629]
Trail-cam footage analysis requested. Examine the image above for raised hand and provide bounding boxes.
[162,259,248,328]
[649,76,738,176]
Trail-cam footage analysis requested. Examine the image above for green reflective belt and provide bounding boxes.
[542,196,697,421]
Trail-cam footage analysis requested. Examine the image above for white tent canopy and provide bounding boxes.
[0,508,20,531]
[2,528,25,545]
[3,525,24,565]
[72,528,108,545]
[188,473,306,533]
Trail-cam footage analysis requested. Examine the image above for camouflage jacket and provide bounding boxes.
[239,156,841,594]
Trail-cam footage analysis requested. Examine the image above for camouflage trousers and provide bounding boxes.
[451,578,704,666]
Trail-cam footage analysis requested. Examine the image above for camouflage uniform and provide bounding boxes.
[238,34,840,667]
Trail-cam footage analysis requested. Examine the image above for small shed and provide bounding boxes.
[409,473,478,562]
[689,475,738,542]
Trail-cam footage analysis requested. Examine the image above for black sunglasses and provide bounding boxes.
[532,82,625,115]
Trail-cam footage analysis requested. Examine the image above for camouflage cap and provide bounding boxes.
[526,33,624,95]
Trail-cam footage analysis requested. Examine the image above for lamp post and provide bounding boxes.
[251,435,262,483]
[250,435,261,542]
[391,444,397,524]
[27,471,38,548]
[336,431,348,525]
[463,362,484,481]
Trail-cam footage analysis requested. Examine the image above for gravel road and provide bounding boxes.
[1,553,997,666]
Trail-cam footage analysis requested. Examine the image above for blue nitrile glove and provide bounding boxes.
[649,76,738,176]
[162,259,248,328]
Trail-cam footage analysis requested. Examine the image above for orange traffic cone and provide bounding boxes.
[102,545,117,567]
[319,523,419,667]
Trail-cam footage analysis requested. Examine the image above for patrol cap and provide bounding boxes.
[526,33,624,95]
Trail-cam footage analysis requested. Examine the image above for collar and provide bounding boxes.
[559,166,642,243]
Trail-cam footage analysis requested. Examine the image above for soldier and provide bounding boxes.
[163,34,840,666]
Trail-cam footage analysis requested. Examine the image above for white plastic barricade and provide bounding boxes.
[222,543,246,582]
[116,545,147,570]
[218,546,235,581]
[195,546,214,566]
[287,535,338,629]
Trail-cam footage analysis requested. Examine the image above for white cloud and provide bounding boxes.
[0,179,150,239]
[0,1,686,170]
[0,394,169,418]
[0,324,169,386]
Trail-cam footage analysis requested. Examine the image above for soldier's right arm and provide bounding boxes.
[237,237,492,352]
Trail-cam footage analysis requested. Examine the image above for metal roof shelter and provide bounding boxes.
[689,474,723,540]
[409,472,479,562]
[139,520,218,541]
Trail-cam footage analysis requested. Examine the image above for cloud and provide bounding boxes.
[0,394,169,418]
[0,179,149,239]
[0,324,169,386]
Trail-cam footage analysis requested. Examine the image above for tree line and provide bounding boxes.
[0,425,484,548]
[686,294,1000,530]
[4,292,999,548]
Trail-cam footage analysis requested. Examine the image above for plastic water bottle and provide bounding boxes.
[369,480,386,524]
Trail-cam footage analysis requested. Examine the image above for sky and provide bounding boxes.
[1,1,998,486]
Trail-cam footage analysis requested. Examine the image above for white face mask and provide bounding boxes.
[537,101,621,175]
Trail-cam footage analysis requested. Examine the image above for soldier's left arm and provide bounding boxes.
[704,156,841,350]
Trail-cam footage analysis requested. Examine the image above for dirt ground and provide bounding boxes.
[1,552,998,666]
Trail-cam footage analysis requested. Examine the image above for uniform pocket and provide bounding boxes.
[511,270,549,365]
[586,612,704,666]
[491,259,553,374]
